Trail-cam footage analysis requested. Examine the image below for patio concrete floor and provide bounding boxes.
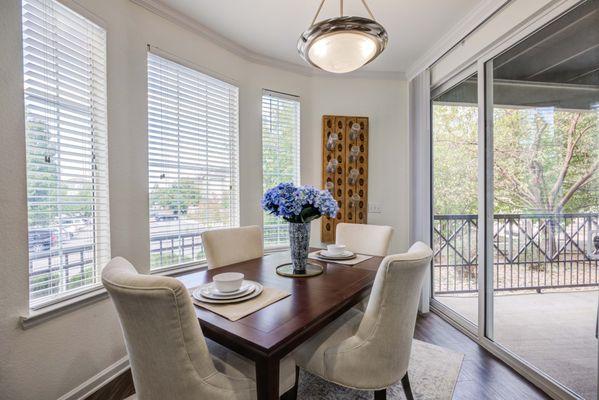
[437,289,598,400]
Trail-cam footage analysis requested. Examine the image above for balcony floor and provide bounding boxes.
[436,289,598,399]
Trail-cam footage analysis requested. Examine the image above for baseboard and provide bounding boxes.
[57,356,130,400]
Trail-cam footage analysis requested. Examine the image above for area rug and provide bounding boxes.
[297,340,463,399]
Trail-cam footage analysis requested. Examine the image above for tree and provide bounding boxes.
[493,108,598,214]
[150,178,204,214]
[432,105,598,215]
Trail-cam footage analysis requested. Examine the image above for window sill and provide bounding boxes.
[264,245,290,253]
[20,262,210,330]
[151,260,208,277]
[21,286,108,330]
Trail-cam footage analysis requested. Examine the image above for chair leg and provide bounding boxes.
[401,372,414,400]
[374,388,386,400]
[280,366,299,400]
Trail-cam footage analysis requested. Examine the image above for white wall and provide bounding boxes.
[307,77,410,252]
[0,0,409,398]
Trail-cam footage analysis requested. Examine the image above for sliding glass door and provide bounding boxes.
[431,1,598,398]
[432,73,480,327]
[487,2,598,397]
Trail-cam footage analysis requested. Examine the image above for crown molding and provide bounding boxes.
[405,0,511,80]
[130,0,406,80]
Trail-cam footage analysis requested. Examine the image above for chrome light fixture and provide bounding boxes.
[298,0,388,73]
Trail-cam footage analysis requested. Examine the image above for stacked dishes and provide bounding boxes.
[316,244,357,261]
[193,272,263,304]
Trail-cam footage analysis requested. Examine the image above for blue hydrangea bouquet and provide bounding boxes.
[262,183,338,274]
[261,182,338,223]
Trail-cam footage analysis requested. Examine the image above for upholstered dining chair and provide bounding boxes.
[335,222,394,256]
[336,223,394,311]
[102,257,297,400]
[202,225,264,269]
[292,242,433,400]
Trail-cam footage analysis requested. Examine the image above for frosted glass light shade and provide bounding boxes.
[308,31,378,73]
[298,16,388,74]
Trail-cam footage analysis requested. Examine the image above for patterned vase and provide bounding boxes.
[289,222,310,273]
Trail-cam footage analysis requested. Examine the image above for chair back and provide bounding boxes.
[102,257,240,399]
[335,223,393,256]
[357,242,433,383]
[202,225,263,269]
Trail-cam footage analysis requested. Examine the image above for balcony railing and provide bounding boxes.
[433,213,599,294]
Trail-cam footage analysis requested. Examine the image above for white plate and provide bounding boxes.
[318,250,356,259]
[199,282,255,300]
[193,281,264,304]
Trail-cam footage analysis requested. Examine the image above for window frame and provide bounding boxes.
[146,49,240,272]
[260,89,301,249]
[22,0,111,309]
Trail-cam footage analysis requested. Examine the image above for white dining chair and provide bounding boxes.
[335,222,394,256]
[202,225,264,269]
[336,223,394,311]
[102,257,297,400]
[292,242,433,400]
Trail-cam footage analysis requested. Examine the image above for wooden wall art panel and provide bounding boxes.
[321,115,369,243]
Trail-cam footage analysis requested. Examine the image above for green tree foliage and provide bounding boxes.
[433,105,598,215]
[493,108,598,214]
[149,178,204,215]
[433,105,479,215]
[26,119,95,228]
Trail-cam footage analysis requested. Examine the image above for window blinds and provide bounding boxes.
[147,52,240,270]
[22,0,110,306]
[261,90,301,247]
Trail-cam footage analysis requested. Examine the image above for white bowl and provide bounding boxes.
[213,272,244,293]
[327,244,347,255]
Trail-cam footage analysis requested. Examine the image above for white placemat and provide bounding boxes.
[309,251,373,266]
[192,286,290,321]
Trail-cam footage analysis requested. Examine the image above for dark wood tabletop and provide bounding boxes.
[176,248,382,400]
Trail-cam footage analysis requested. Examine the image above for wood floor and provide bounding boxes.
[86,311,550,400]
[415,312,549,400]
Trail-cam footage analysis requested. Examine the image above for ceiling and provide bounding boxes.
[436,0,599,110]
[147,0,486,75]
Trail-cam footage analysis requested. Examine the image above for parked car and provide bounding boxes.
[57,227,74,241]
[154,212,179,222]
[61,218,88,233]
[28,228,57,253]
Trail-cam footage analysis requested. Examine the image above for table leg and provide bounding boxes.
[255,356,279,400]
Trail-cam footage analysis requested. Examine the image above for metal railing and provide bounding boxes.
[150,231,205,267]
[29,232,209,297]
[29,244,95,299]
[433,213,599,294]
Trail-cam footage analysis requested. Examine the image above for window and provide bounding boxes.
[261,90,301,247]
[147,52,239,270]
[22,0,109,306]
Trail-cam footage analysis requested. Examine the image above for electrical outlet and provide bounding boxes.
[368,202,382,213]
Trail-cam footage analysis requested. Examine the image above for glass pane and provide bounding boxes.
[23,0,110,306]
[147,53,240,270]
[432,73,479,325]
[261,92,301,247]
[490,2,598,398]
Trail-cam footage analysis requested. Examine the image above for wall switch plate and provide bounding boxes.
[368,202,382,213]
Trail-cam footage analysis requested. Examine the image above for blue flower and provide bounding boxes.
[262,182,339,223]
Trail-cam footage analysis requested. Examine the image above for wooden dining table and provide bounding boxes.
[176,248,383,400]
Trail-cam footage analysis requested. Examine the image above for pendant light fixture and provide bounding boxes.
[298,0,388,74]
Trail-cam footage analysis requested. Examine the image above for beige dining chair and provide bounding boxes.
[335,222,394,256]
[292,242,433,400]
[336,223,394,311]
[202,225,264,269]
[102,257,297,400]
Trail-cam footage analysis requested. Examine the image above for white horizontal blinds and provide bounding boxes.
[261,90,301,247]
[22,0,109,306]
[148,52,240,269]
